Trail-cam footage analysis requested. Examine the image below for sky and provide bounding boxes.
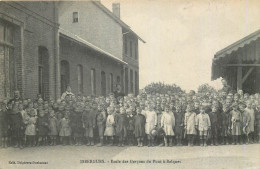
[101,0,260,92]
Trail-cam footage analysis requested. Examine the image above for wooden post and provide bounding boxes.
[237,53,242,91]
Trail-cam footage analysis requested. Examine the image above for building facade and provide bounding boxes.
[58,1,145,96]
[0,1,144,100]
[0,1,59,100]
[212,29,260,94]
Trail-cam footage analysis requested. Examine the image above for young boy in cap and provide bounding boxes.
[196,106,211,147]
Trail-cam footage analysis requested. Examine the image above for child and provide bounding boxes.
[24,107,37,147]
[208,106,218,145]
[196,106,211,147]
[82,105,96,146]
[134,107,146,147]
[127,108,135,146]
[221,104,231,145]
[174,104,184,146]
[245,101,255,143]
[240,103,250,144]
[116,107,128,147]
[230,103,242,145]
[104,107,115,146]
[59,112,71,146]
[96,105,106,146]
[37,109,49,146]
[255,101,260,143]
[142,103,157,147]
[184,105,197,146]
[48,110,58,146]
[70,103,84,146]
[161,105,175,147]
[0,102,9,148]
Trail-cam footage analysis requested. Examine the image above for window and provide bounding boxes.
[135,71,138,95]
[130,41,132,57]
[73,12,79,23]
[109,73,113,93]
[77,64,83,94]
[60,60,70,94]
[38,47,49,99]
[0,21,15,98]
[101,71,106,96]
[125,68,128,95]
[124,36,127,55]
[130,69,133,93]
[91,69,96,96]
[135,42,138,60]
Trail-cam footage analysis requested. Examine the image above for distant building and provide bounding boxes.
[58,1,145,96]
[212,29,260,94]
[0,1,145,100]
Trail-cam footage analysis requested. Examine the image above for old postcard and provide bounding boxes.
[0,0,259,169]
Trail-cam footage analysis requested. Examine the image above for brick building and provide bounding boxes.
[0,1,59,100]
[58,1,145,97]
[0,1,144,100]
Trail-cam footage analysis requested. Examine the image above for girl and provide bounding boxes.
[104,107,115,146]
[24,107,37,147]
[196,106,211,147]
[134,107,146,147]
[161,105,175,147]
[184,105,197,146]
[127,108,135,146]
[59,111,71,146]
[230,103,242,145]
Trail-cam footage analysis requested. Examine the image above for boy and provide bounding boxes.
[196,106,211,147]
[82,105,96,146]
[116,107,128,147]
[208,106,219,145]
[0,102,9,148]
[240,102,250,144]
[96,105,106,147]
[134,107,146,147]
[174,104,184,146]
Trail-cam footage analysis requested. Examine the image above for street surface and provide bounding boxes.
[0,144,259,169]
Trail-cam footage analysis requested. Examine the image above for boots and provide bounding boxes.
[148,140,151,147]
[90,138,94,146]
[137,138,140,147]
[140,139,143,147]
[97,138,103,147]
[204,139,207,147]
[86,137,90,146]
[151,138,155,147]
[169,138,173,147]
[200,139,203,146]
[164,138,168,147]
[118,139,122,147]
[232,136,235,145]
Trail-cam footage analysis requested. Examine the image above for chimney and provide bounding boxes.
[112,3,120,18]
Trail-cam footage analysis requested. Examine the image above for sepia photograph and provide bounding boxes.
[0,0,260,169]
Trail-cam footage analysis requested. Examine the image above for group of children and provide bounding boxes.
[0,88,260,149]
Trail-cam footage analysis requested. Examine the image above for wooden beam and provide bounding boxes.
[225,64,260,67]
[242,67,255,84]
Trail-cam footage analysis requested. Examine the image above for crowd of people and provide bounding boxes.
[0,80,260,149]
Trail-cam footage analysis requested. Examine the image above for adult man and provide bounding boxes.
[221,79,232,94]
[61,86,75,101]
